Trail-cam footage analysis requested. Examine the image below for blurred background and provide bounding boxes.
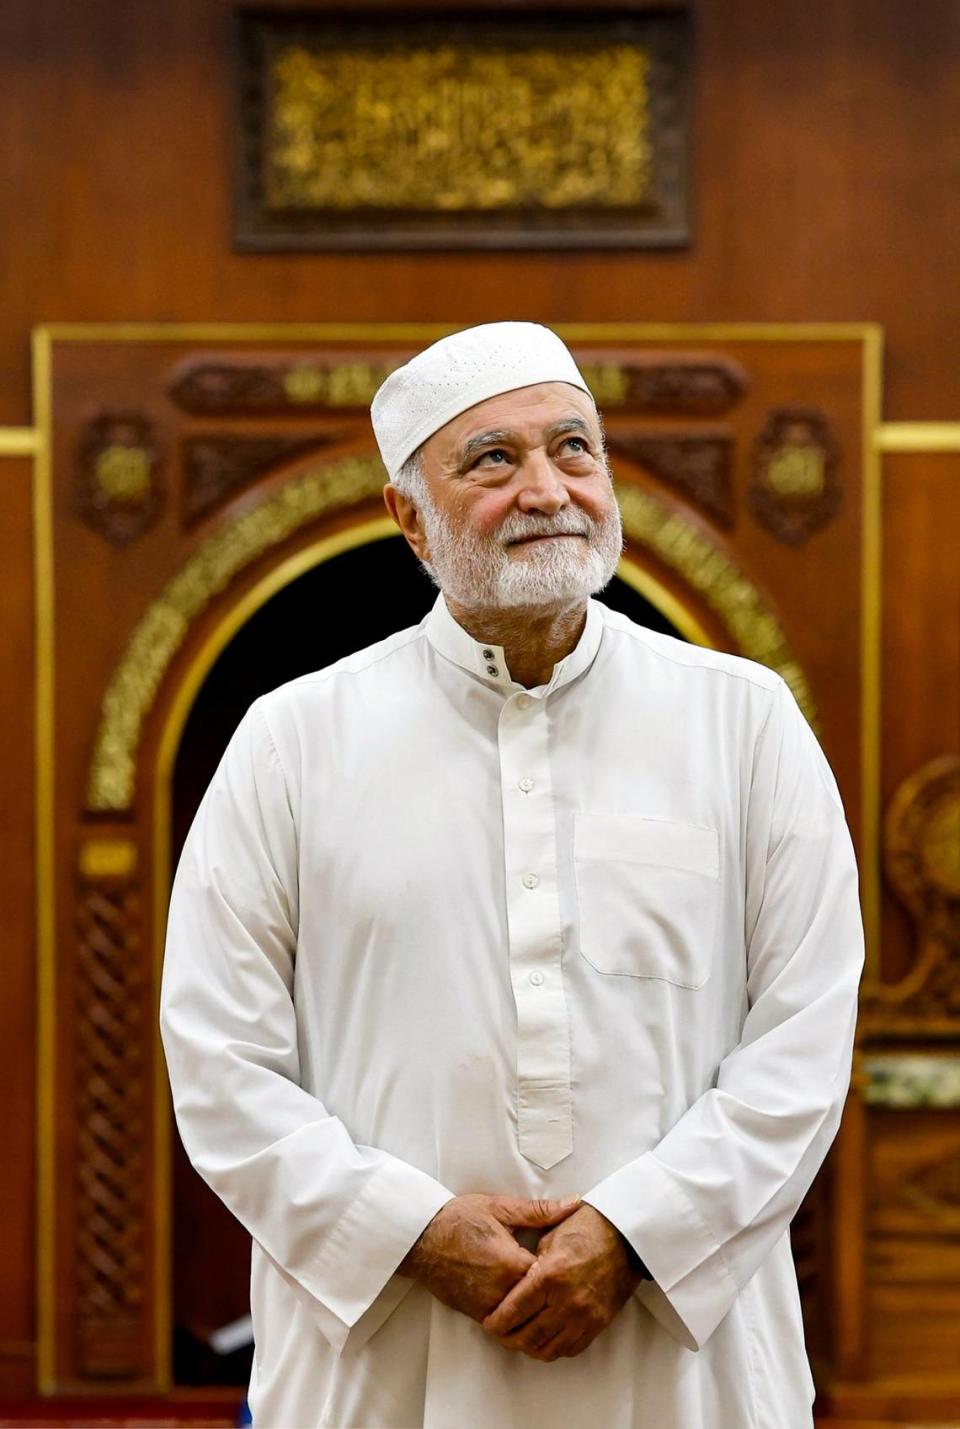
[0,1,958,1424]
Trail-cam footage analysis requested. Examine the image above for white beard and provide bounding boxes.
[416,488,623,612]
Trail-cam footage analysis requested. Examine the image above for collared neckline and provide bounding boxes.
[425,592,604,697]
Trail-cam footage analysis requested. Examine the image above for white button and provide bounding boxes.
[522,872,539,890]
[517,694,533,710]
[518,777,534,793]
[528,969,545,987]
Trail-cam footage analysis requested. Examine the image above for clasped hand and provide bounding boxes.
[398,1193,643,1363]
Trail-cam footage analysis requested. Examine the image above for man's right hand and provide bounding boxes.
[398,1193,581,1323]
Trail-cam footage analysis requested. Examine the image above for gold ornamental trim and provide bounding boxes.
[78,838,138,880]
[35,320,884,344]
[32,327,56,1390]
[875,422,960,453]
[0,426,42,456]
[617,484,817,724]
[86,454,386,812]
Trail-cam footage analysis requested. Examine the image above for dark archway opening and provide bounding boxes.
[168,533,687,1387]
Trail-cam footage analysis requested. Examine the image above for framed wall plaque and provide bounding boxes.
[234,8,691,250]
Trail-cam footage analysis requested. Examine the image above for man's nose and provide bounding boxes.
[515,451,570,513]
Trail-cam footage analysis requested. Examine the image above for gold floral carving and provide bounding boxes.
[580,364,631,405]
[861,755,960,1037]
[616,483,818,724]
[169,358,400,413]
[268,44,652,213]
[87,455,386,812]
[170,356,746,416]
[76,413,163,547]
[748,407,841,546]
[766,444,824,498]
[95,445,151,501]
[283,361,394,408]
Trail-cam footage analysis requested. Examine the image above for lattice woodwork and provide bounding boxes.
[182,433,341,525]
[608,430,733,526]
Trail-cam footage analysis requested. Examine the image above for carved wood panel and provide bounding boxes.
[37,323,875,1391]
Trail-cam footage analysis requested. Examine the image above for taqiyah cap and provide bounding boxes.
[370,321,593,480]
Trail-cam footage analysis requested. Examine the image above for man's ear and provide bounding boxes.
[383,483,428,561]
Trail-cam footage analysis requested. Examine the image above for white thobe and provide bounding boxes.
[160,593,864,1429]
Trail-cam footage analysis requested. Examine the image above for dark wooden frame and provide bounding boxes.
[233,7,692,251]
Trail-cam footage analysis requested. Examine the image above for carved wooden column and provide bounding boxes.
[74,839,146,1377]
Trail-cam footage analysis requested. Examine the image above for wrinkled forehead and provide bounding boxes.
[423,380,600,462]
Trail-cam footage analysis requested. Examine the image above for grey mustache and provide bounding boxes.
[499,520,591,544]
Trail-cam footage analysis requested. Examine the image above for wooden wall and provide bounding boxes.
[1,0,958,1413]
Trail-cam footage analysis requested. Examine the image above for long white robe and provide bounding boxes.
[160,595,864,1428]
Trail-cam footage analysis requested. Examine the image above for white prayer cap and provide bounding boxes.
[371,322,594,480]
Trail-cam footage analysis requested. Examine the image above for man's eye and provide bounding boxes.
[562,437,590,454]
[475,448,510,466]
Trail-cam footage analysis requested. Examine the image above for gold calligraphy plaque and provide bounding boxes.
[235,13,690,250]
[268,44,651,213]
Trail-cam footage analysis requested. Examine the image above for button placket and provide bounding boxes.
[498,693,572,1170]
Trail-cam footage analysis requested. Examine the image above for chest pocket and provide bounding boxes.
[574,814,720,987]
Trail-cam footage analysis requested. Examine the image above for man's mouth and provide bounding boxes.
[506,532,588,546]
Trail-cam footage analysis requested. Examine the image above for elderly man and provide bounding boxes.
[161,322,864,1428]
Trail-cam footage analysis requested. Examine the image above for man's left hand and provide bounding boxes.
[480,1204,643,1362]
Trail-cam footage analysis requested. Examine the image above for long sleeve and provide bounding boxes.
[159,699,455,1354]
[582,678,864,1351]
